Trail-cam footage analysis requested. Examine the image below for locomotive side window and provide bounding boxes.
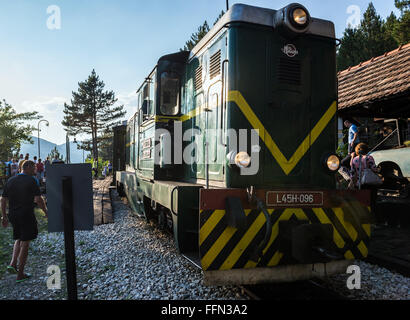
[138,71,156,123]
[140,82,155,122]
[150,72,156,112]
[160,72,179,115]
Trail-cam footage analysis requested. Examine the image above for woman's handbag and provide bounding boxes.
[361,168,383,186]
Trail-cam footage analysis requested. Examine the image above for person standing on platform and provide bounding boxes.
[10,159,18,177]
[1,160,48,283]
[341,120,361,170]
[36,159,45,185]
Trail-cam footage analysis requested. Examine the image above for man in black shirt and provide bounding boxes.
[1,161,48,282]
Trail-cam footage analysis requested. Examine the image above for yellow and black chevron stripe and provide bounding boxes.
[199,207,371,271]
[155,91,337,176]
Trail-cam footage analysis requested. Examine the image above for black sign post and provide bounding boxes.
[46,164,93,300]
[62,176,77,300]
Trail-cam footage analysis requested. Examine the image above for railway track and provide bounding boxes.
[365,224,410,277]
[241,279,347,300]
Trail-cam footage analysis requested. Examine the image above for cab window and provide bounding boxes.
[160,72,179,115]
[139,82,154,122]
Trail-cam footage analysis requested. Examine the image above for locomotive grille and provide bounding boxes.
[195,65,202,91]
[278,58,301,85]
[210,50,221,79]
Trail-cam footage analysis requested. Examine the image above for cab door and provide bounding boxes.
[197,39,227,183]
[191,92,205,179]
[206,81,224,181]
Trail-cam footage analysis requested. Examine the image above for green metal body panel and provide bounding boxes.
[181,31,228,183]
[226,23,337,188]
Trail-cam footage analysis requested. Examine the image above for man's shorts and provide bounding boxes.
[8,212,38,241]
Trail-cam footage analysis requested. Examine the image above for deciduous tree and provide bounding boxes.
[0,99,40,162]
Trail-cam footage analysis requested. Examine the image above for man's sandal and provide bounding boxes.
[6,265,18,274]
[16,274,32,283]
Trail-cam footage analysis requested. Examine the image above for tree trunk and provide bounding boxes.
[91,113,98,175]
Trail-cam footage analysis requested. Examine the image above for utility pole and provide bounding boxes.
[37,120,49,159]
[66,134,71,164]
[226,0,229,11]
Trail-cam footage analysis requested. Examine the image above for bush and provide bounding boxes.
[86,158,110,177]
[337,142,348,158]
[0,162,5,177]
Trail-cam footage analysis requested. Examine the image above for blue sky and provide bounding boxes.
[0,0,401,144]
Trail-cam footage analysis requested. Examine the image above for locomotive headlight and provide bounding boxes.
[234,152,251,169]
[326,155,341,172]
[292,8,308,26]
[274,4,310,33]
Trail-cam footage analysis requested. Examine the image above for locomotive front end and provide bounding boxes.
[114,2,373,286]
[198,3,372,285]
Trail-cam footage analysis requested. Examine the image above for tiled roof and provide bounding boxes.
[338,43,410,111]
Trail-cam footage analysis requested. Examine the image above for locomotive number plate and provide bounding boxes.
[266,191,323,207]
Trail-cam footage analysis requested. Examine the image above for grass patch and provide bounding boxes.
[84,248,96,254]
[103,264,115,272]
[0,207,48,279]
[34,208,48,233]
[97,264,115,277]
[0,207,14,279]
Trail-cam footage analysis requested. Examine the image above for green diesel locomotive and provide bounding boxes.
[114,3,372,285]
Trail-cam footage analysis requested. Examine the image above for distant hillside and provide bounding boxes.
[19,136,89,164]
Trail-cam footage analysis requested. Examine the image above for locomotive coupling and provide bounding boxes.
[279,220,341,264]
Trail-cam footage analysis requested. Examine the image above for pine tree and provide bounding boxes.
[337,27,367,71]
[98,132,114,162]
[385,11,399,41]
[213,10,225,26]
[337,2,399,71]
[360,3,397,58]
[395,0,410,11]
[182,21,210,51]
[180,10,225,51]
[62,69,126,167]
[48,146,63,161]
[393,0,410,44]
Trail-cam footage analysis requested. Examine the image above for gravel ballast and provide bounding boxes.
[0,190,409,300]
[0,191,246,300]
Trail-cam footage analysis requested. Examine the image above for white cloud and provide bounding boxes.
[18,91,136,145]
[117,91,138,122]
[20,96,68,145]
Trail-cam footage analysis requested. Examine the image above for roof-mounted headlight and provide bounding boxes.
[292,8,309,27]
[273,3,311,35]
